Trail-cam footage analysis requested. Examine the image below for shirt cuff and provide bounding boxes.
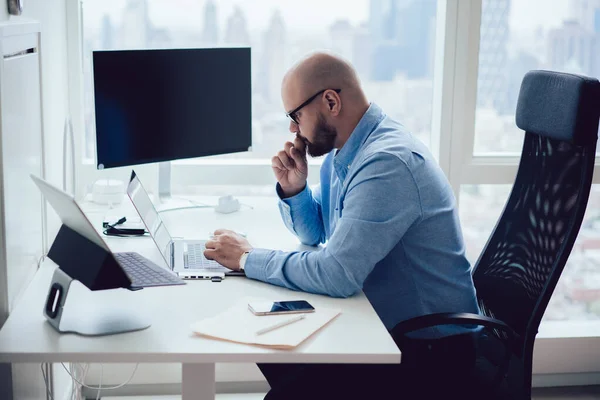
[243,248,271,282]
[277,183,311,207]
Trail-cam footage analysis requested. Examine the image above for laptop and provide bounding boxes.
[30,174,185,288]
[126,171,245,279]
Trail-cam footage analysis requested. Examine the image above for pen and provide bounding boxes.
[256,314,306,335]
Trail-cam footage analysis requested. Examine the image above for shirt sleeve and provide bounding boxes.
[244,153,423,298]
[276,183,326,246]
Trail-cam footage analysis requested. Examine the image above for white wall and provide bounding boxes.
[1,1,71,399]
[24,0,70,203]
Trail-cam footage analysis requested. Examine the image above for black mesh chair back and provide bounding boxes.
[472,70,600,393]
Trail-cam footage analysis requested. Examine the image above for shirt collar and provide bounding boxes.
[333,103,385,182]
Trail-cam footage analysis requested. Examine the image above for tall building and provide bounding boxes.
[369,0,386,43]
[369,0,436,81]
[259,10,286,104]
[120,0,150,48]
[570,0,600,33]
[369,0,401,80]
[352,23,373,80]
[118,0,170,48]
[476,0,511,110]
[99,14,114,49]
[547,20,599,78]
[225,6,250,46]
[369,0,413,43]
[329,19,355,61]
[503,52,540,115]
[396,0,436,79]
[201,1,218,46]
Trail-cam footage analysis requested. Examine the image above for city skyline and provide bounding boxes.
[84,0,570,37]
[89,0,600,157]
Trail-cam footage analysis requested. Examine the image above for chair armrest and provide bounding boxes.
[391,312,520,343]
[391,313,523,393]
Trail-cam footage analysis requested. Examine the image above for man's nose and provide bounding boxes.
[289,120,299,133]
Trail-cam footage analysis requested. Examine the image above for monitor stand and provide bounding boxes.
[157,161,212,212]
[158,161,172,203]
[44,268,151,336]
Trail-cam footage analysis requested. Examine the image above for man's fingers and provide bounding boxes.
[203,248,217,260]
[271,156,285,171]
[277,150,295,170]
[290,147,307,167]
[213,229,230,235]
[205,239,218,249]
[284,141,294,156]
[293,135,307,153]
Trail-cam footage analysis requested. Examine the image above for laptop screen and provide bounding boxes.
[127,171,173,267]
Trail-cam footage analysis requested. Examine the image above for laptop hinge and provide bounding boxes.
[170,241,176,270]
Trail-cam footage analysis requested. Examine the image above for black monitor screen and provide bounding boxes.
[93,48,251,169]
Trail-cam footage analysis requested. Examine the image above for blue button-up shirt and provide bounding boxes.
[245,103,479,336]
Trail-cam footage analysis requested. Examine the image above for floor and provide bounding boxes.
[103,386,600,399]
[532,385,600,399]
[104,396,265,400]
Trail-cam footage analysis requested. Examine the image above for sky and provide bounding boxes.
[82,0,573,36]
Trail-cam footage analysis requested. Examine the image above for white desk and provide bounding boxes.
[0,196,401,399]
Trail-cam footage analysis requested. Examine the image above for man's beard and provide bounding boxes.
[305,113,337,157]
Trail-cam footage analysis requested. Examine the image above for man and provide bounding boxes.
[204,52,480,399]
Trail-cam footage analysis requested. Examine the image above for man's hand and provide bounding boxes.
[204,229,253,271]
[272,135,308,197]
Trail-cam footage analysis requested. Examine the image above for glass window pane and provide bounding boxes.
[81,0,438,165]
[460,184,600,322]
[474,0,600,155]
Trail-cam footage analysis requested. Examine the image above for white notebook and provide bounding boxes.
[191,297,341,350]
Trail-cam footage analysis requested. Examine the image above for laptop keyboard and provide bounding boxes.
[186,243,223,269]
[114,252,185,287]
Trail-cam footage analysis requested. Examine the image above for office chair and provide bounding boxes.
[390,70,600,399]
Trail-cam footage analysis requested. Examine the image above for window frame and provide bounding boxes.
[66,0,600,380]
[440,0,600,378]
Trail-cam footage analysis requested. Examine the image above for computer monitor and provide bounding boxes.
[92,48,252,197]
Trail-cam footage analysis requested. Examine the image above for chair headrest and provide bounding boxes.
[516,70,600,146]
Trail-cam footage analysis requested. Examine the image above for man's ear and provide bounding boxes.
[325,91,341,116]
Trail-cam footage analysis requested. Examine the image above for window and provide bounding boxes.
[460,185,600,322]
[455,0,600,329]
[79,0,438,195]
[473,0,600,155]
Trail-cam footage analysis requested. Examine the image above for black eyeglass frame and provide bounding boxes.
[286,88,342,124]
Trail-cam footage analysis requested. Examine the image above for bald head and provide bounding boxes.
[283,52,363,101]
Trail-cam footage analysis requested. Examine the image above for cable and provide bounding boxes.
[71,362,88,400]
[158,202,256,214]
[41,363,54,400]
[102,216,148,237]
[81,364,90,400]
[96,364,103,400]
[69,363,75,400]
[109,216,127,226]
[240,202,254,210]
[158,204,214,214]
[60,362,139,392]
[37,253,47,269]
[71,363,90,400]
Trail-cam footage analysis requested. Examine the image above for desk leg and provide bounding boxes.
[182,363,215,400]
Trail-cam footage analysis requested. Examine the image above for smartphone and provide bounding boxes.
[248,300,315,316]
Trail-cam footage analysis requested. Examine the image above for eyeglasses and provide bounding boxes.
[286,88,341,125]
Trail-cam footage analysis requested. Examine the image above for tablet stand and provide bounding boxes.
[43,224,151,335]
